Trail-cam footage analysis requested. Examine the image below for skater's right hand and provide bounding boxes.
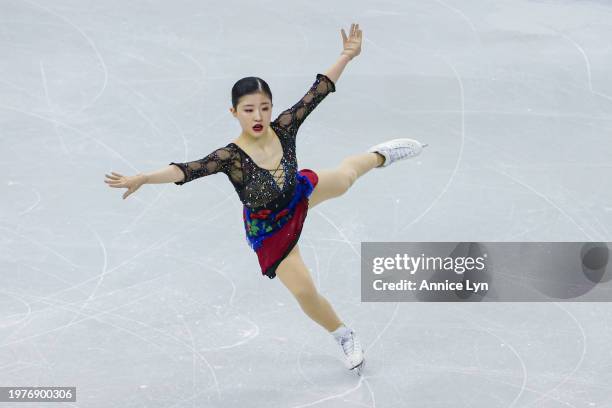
[340,23,362,60]
[104,172,147,200]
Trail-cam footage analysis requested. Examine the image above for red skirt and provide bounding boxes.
[242,169,319,279]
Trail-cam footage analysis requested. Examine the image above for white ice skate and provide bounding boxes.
[368,138,427,168]
[336,328,365,374]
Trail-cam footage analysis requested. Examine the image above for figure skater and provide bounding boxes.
[104,23,426,373]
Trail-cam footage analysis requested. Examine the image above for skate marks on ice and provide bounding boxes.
[3,0,612,407]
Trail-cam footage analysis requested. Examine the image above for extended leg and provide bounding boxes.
[275,244,344,332]
[308,137,427,209]
[308,152,384,209]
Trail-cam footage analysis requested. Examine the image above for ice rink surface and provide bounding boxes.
[2,0,612,406]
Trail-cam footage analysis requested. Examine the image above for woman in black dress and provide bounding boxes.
[105,23,426,372]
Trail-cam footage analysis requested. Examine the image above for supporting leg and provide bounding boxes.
[275,245,344,332]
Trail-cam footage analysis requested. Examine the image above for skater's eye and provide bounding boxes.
[245,108,269,112]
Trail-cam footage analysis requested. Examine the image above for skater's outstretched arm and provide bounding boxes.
[272,23,363,137]
[104,146,235,200]
[104,165,186,200]
[324,22,362,84]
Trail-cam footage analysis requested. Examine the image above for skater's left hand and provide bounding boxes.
[341,23,362,60]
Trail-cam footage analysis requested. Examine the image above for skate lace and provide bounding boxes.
[391,146,415,160]
[340,332,357,356]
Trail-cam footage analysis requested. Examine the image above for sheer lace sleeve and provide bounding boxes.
[169,147,232,185]
[273,73,336,137]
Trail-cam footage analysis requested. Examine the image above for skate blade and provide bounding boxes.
[350,359,366,376]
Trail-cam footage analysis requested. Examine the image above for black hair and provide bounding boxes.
[231,77,273,110]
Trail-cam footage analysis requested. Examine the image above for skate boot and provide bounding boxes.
[368,138,427,168]
[334,327,365,372]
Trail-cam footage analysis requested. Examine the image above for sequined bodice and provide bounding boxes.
[170,73,336,210]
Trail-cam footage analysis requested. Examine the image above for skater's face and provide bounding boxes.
[230,92,273,138]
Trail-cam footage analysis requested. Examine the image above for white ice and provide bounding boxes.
[1,0,612,407]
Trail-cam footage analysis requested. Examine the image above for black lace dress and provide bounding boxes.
[169,73,336,278]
